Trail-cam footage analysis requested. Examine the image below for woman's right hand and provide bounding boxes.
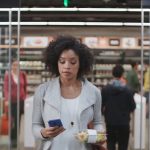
[40,126,65,138]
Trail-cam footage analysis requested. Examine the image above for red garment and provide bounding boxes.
[4,71,27,102]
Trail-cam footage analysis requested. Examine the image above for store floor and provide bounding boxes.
[0,115,149,150]
[0,115,34,150]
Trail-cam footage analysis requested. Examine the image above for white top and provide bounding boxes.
[12,72,18,84]
[50,96,87,150]
[32,77,104,150]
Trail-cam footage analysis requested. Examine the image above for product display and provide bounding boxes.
[0,35,147,98]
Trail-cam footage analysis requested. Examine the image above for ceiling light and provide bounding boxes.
[78,8,128,12]
[28,8,78,11]
[0,22,48,25]
[127,8,150,12]
[85,22,123,26]
[47,22,85,26]
[0,22,149,26]
[0,8,10,11]
[0,7,150,12]
[123,22,150,26]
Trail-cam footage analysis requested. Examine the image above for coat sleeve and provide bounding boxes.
[93,88,105,132]
[32,84,47,140]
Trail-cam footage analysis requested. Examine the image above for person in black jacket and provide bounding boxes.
[101,64,136,150]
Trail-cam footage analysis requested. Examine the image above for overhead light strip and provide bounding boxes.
[0,22,48,25]
[27,8,128,12]
[0,8,150,12]
[124,22,150,26]
[85,22,123,26]
[0,22,150,26]
[0,8,10,11]
[47,22,85,25]
[78,8,128,12]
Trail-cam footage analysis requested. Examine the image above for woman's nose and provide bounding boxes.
[64,61,70,68]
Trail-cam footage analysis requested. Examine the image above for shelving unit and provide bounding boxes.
[0,36,50,98]
[83,36,150,88]
[0,35,149,97]
[91,48,149,88]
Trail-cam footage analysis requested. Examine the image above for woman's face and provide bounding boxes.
[12,60,19,72]
[58,49,80,80]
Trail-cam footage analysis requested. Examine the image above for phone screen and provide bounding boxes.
[48,119,63,127]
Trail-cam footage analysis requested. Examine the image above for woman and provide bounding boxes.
[4,58,27,147]
[32,35,104,150]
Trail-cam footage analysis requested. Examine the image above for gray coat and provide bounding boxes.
[32,77,104,150]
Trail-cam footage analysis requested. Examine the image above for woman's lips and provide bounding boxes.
[62,72,71,75]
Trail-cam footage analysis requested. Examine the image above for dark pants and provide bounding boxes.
[11,100,24,147]
[106,125,130,150]
[144,91,150,118]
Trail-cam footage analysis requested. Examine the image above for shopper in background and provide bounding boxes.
[126,62,140,93]
[101,64,136,150]
[144,62,150,118]
[4,58,27,147]
[32,35,105,150]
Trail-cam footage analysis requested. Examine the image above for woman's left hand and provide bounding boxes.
[95,140,106,146]
[92,140,107,150]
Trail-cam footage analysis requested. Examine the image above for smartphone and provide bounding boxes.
[48,119,63,127]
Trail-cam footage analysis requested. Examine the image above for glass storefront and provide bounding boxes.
[0,1,150,150]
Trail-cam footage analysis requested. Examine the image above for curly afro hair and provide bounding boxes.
[43,35,93,79]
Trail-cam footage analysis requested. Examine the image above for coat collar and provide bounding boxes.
[43,77,61,111]
[43,77,96,114]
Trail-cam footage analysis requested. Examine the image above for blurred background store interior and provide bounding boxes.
[0,0,150,150]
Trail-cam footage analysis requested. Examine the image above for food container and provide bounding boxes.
[76,129,106,143]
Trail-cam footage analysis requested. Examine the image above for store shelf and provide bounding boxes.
[0,43,48,97]
[0,35,149,94]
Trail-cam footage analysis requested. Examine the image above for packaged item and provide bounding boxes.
[76,129,106,143]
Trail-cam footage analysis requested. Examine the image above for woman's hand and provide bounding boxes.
[93,132,107,148]
[93,137,107,150]
[40,126,65,138]
[95,140,106,146]
[92,140,107,150]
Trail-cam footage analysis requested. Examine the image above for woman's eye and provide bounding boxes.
[59,59,65,64]
[71,61,76,64]
[59,59,77,65]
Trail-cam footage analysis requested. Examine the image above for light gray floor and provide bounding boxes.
[0,115,35,150]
